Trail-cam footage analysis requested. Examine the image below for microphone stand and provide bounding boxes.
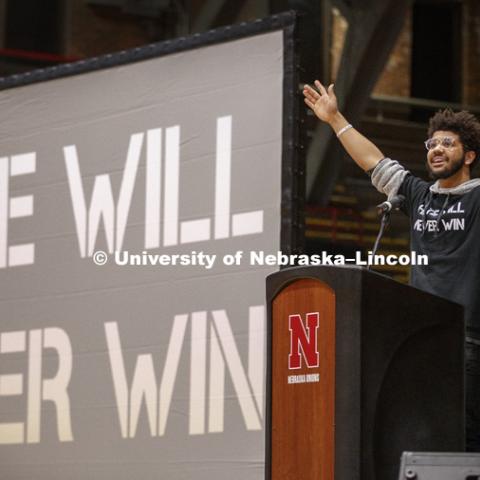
[368,210,390,271]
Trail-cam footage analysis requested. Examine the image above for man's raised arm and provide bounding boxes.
[303,80,384,172]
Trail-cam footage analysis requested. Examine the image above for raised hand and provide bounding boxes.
[302,80,384,171]
[303,81,338,124]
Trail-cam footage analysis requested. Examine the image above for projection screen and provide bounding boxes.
[0,12,303,480]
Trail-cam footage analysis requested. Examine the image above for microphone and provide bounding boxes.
[377,194,405,214]
[369,194,405,270]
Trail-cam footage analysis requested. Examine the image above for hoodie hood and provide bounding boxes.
[429,178,480,195]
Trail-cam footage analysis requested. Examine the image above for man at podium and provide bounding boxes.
[303,80,480,452]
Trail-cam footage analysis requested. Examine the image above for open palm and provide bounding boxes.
[303,81,338,123]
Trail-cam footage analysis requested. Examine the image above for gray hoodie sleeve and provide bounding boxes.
[370,157,409,199]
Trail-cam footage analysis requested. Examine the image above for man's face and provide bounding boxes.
[425,130,466,180]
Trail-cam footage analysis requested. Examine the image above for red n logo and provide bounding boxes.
[288,312,320,369]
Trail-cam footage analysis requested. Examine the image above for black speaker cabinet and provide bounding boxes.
[266,266,465,480]
[398,452,480,479]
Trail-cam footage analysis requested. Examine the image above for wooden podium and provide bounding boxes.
[265,266,465,480]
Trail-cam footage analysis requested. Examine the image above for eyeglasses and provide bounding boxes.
[424,137,458,151]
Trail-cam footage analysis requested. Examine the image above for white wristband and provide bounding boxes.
[336,124,353,138]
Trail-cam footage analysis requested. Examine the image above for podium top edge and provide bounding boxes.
[265,265,463,314]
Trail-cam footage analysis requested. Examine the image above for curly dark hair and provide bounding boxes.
[428,108,480,171]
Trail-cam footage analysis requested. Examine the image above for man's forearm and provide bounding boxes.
[302,82,385,172]
[329,112,384,172]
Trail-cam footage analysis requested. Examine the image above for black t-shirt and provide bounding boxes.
[399,174,480,338]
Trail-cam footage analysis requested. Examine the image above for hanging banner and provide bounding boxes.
[0,13,302,480]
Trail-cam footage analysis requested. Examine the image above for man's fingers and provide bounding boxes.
[314,80,327,96]
[303,92,317,106]
[303,92,317,104]
[328,83,335,95]
[303,84,319,101]
[304,84,318,95]
[304,98,315,110]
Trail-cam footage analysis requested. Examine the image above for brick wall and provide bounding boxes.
[65,0,480,107]
[330,7,411,98]
[372,10,411,98]
[66,0,149,58]
[331,2,480,105]
[330,7,347,83]
[463,0,480,105]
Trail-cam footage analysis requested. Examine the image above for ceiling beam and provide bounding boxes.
[306,0,412,205]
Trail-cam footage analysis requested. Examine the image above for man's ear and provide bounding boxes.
[465,151,476,166]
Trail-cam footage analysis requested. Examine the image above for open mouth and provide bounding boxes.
[431,156,447,167]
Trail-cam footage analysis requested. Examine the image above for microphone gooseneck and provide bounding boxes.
[368,195,405,271]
